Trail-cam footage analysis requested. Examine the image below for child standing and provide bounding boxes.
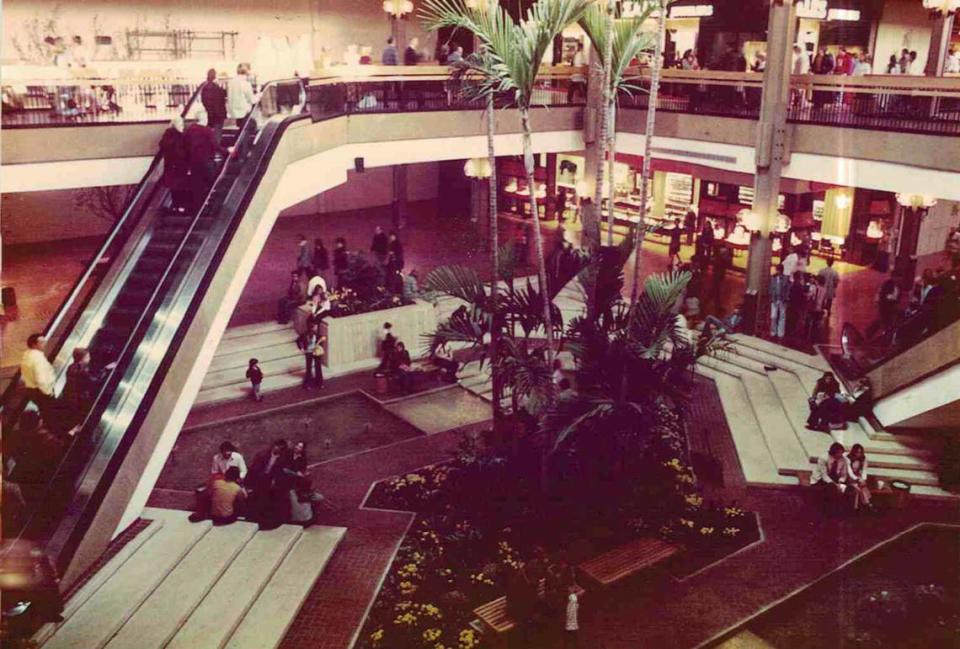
[246,358,264,401]
[564,584,579,648]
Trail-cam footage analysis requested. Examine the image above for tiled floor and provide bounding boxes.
[5,200,929,372]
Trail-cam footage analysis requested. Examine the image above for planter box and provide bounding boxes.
[319,300,436,372]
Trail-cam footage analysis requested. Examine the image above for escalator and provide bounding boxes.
[838,306,960,430]
[1,79,315,630]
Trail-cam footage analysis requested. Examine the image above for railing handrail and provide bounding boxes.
[0,84,209,416]
[33,77,307,579]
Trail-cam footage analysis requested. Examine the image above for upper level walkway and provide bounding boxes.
[4,66,960,195]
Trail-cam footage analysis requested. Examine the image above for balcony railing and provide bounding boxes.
[620,69,960,136]
[4,66,960,136]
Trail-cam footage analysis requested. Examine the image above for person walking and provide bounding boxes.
[668,219,683,265]
[370,226,389,264]
[246,358,264,402]
[403,37,420,66]
[227,63,256,130]
[297,235,313,272]
[200,68,227,144]
[381,37,399,65]
[313,238,330,284]
[386,231,404,273]
[158,116,190,212]
[769,264,790,339]
[817,257,840,317]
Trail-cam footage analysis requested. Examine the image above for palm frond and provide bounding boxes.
[424,264,489,306]
[579,1,656,94]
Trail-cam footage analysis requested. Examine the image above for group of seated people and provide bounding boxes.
[811,442,874,513]
[806,371,870,432]
[376,322,460,391]
[189,439,332,529]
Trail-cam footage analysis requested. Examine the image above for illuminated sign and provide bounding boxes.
[796,0,828,19]
[827,8,861,21]
[668,4,714,18]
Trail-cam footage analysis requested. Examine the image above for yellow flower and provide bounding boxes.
[723,506,745,518]
[699,526,715,535]
[723,527,740,537]
[370,628,385,647]
[679,518,695,528]
[684,494,703,508]
[423,628,442,642]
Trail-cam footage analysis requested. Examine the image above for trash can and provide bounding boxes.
[374,372,389,395]
[2,287,16,308]
[890,480,911,509]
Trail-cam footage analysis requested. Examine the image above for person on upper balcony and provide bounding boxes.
[227,63,256,129]
[382,36,399,65]
[404,37,421,66]
[200,69,227,144]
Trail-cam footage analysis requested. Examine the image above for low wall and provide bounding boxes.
[320,300,436,372]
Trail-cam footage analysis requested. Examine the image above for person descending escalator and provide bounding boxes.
[159,116,190,213]
[184,110,228,211]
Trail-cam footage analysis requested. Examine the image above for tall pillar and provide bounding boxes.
[925,13,955,77]
[545,153,558,222]
[743,0,796,334]
[894,205,926,284]
[392,164,408,229]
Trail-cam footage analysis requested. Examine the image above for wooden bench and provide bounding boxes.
[577,537,680,587]
[472,578,584,638]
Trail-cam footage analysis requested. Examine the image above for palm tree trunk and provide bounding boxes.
[520,110,555,366]
[601,2,616,247]
[629,0,667,306]
[487,93,502,428]
[606,119,616,246]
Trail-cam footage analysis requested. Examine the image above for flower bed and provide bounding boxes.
[357,426,760,649]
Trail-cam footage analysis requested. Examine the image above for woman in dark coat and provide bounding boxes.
[159,116,190,212]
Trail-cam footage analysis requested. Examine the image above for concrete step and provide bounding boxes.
[729,334,830,372]
[42,514,211,649]
[165,525,304,649]
[208,332,300,374]
[223,526,346,649]
[221,321,290,342]
[33,520,166,646]
[103,520,259,649]
[201,348,303,391]
[738,373,811,475]
[696,365,795,486]
[727,341,823,389]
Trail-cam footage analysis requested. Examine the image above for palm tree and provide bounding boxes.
[629,0,667,305]
[578,1,656,247]
[421,0,593,370]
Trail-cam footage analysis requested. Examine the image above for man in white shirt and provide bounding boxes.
[211,441,247,480]
[782,249,800,279]
[21,334,59,425]
[946,48,960,74]
[227,63,256,125]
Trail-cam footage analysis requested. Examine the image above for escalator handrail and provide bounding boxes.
[37,79,310,576]
[0,83,210,413]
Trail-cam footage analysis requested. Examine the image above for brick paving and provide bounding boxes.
[581,377,960,649]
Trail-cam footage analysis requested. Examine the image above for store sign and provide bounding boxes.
[796,0,828,19]
[827,8,861,21]
[668,4,714,18]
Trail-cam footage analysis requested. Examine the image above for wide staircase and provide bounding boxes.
[699,334,952,498]
[35,508,345,649]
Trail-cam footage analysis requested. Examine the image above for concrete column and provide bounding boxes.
[925,13,955,77]
[392,164,408,229]
[743,0,796,334]
[545,153,558,222]
[652,170,667,219]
